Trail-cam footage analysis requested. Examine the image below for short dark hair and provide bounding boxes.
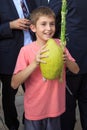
[30,6,56,25]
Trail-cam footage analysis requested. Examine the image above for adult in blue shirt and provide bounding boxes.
[0,0,36,130]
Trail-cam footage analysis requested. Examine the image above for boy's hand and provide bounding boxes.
[63,50,68,63]
[35,45,49,65]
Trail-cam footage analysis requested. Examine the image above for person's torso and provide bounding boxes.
[14,41,66,120]
[66,0,87,74]
[0,0,37,74]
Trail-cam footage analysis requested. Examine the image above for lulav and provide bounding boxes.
[60,0,67,48]
[59,0,67,81]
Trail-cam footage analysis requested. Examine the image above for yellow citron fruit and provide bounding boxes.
[40,38,64,80]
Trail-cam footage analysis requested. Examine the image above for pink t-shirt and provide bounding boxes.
[14,39,75,120]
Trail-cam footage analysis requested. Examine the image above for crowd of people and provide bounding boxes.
[0,0,87,130]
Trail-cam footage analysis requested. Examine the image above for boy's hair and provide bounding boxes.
[30,6,56,25]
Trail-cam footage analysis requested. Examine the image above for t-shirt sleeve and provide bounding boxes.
[14,47,28,74]
[65,48,75,62]
[55,38,75,62]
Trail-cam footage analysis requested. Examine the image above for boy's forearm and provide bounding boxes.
[11,60,38,89]
[66,60,80,74]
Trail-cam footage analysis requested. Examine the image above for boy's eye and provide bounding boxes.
[41,23,46,26]
[50,22,55,26]
[41,23,55,26]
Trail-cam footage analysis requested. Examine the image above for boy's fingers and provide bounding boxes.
[40,60,46,64]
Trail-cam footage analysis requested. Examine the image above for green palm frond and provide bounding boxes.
[60,0,67,47]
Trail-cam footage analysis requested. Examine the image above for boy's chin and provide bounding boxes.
[45,37,52,41]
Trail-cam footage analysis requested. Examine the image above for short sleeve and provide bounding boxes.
[65,48,75,62]
[55,38,75,62]
[14,47,28,74]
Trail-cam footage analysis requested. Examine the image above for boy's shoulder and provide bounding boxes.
[21,41,36,50]
[54,38,61,46]
[54,38,60,43]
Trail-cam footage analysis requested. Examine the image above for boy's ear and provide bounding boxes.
[29,24,36,33]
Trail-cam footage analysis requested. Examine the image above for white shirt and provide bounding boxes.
[48,0,50,3]
[12,0,32,46]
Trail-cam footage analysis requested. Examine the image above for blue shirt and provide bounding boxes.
[13,0,32,45]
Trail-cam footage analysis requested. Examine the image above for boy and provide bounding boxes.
[11,7,79,130]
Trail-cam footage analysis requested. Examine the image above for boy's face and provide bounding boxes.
[32,16,55,43]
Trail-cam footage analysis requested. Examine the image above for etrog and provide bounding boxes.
[40,38,64,80]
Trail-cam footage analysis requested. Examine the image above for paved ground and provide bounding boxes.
[0,85,82,130]
[0,85,24,130]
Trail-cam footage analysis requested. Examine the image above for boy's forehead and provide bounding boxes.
[37,15,55,21]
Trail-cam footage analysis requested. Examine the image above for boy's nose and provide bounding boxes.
[46,24,51,30]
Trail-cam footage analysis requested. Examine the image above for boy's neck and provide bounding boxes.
[36,40,46,46]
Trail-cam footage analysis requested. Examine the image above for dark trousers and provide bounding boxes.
[61,74,87,130]
[25,116,61,130]
[0,74,19,129]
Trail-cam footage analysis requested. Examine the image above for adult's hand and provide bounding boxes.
[10,18,31,30]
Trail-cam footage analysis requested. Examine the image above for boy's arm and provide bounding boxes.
[11,60,38,89]
[63,50,80,74]
[11,44,48,89]
[66,59,79,74]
